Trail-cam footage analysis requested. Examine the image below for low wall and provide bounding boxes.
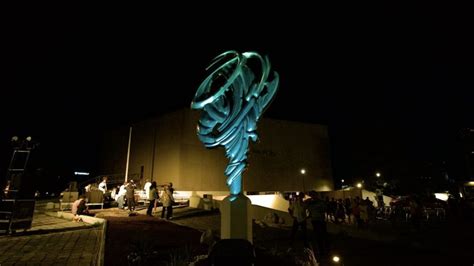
[193,193,292,224]
[251,204,292,225]
[247,194,289,213]
[193,190,393,224]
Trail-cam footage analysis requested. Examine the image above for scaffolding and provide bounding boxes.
[0,140,36,234]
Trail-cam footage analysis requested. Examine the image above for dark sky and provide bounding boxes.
[2,3,473,188]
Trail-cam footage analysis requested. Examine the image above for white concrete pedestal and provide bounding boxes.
[189,195,201,208]
[220,193,252,243]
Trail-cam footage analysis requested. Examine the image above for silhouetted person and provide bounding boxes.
[307,191,329,257]
[289,192,308,247]
[125,181,136,211]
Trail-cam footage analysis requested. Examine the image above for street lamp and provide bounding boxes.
[300,168,306,192]
[9,136,37,172]
[341,179,347,189]
[376,172,381,177]
[332,255,344,264]
[11,136,37,150]
[356,183,362,188]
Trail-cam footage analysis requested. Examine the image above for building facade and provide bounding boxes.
[100,109,333,193]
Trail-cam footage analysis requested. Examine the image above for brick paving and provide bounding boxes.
[0,211,103,265]
[0,227,101,265]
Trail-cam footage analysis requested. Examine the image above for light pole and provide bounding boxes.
[375,172,384,207]
[300,169,306,192]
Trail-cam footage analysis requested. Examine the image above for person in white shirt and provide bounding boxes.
[116,183,127,209]
[98,176,108,193]
[143,179,152,199]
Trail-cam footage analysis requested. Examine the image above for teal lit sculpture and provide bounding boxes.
[191,51,279,196]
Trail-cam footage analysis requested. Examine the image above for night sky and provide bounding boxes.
[2,3,473,192]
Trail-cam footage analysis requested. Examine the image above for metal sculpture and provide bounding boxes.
[191,51,279,197]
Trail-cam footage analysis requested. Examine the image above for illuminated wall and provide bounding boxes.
[101,109,333,192]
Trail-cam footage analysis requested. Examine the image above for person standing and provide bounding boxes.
[125,181,136,212]
[307,191,329,257]
[161,183,174,219]
[116,182,127,209]
[143,179,152,199]
[146,182,159,216]
[288,192,309,247]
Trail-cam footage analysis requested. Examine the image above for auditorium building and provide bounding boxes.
[99,109,334,199]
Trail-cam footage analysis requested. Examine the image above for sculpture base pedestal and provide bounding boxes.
[220,194,252,243]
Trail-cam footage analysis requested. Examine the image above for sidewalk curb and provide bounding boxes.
[44,211,107,266]
[97,220,107,266]
[45,211,105,225]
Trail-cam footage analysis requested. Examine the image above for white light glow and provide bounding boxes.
[468,181,474,186]
[247,194,289,212]
[376,172,381,177]
[172,191,192,203]
[459,192,463,198]
[332,256,340,263]
[319,185,332,191]
[74,172,90,176]
[434,193,449,201]
[212,195,227,201]
[341,179,345,183]
[356,183,362,188]
[300,169,306,174]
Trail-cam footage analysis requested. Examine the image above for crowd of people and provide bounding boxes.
[289,192,380,240]
[286,190,470,258]
[323,196,377,228]
[72,176,177,221]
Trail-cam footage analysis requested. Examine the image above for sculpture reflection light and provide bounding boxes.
[191,51,279,197]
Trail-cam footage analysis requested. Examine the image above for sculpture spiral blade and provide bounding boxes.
[191,51,279,196]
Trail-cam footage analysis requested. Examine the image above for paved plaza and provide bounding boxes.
[1,203,472,265]
[0,209,104,266]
